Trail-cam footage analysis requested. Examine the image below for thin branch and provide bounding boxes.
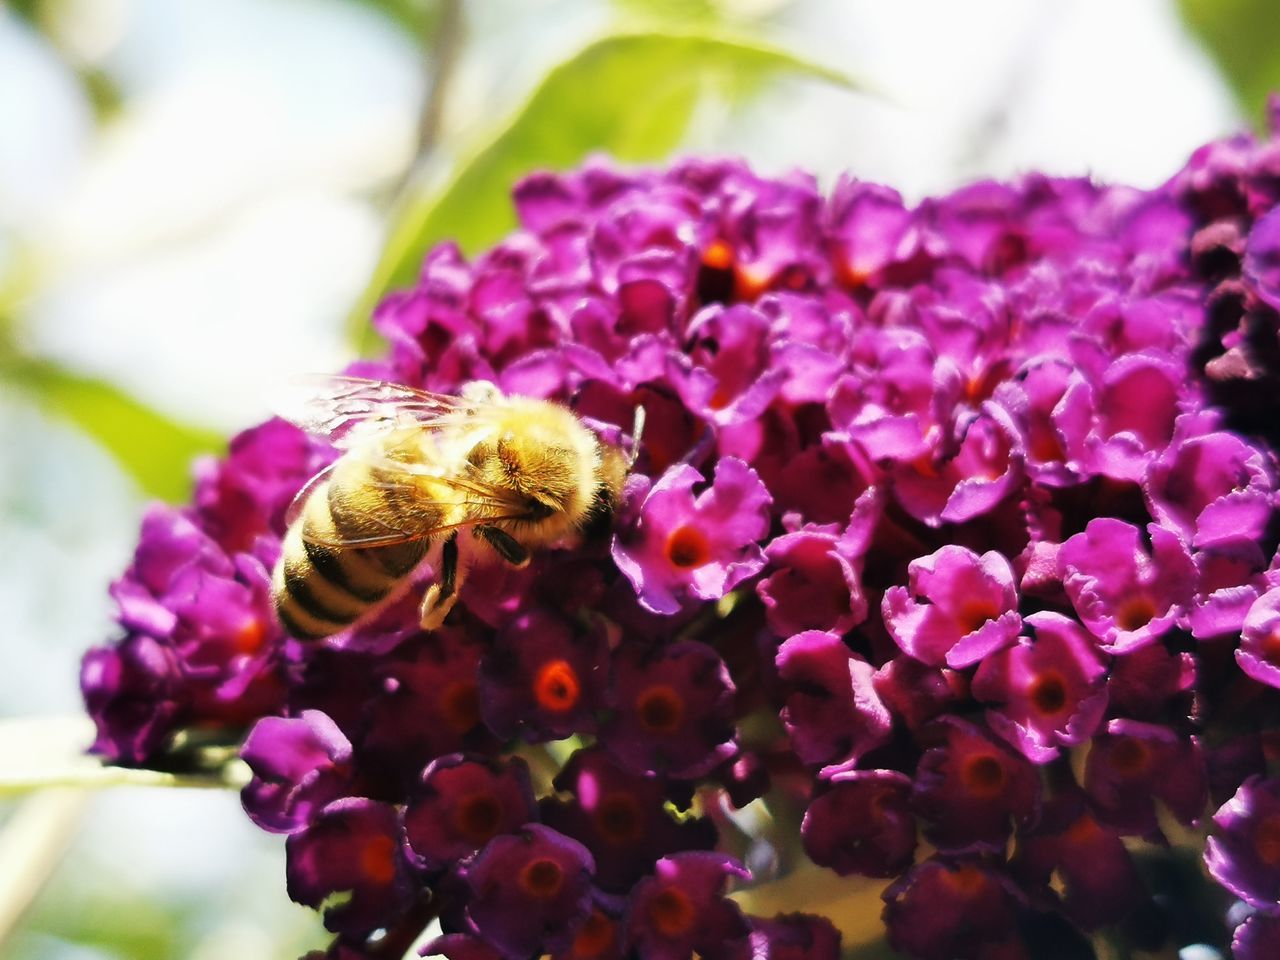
[417,0,465,158]
[0,789,90,950]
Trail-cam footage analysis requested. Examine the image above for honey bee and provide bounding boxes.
[271,376,638,640]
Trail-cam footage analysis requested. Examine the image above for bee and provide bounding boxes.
[271,376,639,640]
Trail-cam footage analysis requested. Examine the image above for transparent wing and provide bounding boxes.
[274,375,485,448]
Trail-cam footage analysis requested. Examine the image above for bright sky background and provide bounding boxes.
[0,0,1245,956]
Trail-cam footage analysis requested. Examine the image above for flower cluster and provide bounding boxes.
[83,112,1280,958]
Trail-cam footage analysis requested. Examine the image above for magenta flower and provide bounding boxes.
[1238,587,1280,688]
[464,825,596,959]
[285,798,414,937]
[240,710,353,833]
[801,770,916,877]
[882,859,1027,960]
[1059,518,1196,653]
[757,524,868,637]
[402,754,536,871]
[1205,775,1280,911]
[775,629,891,768]
[1081,719,1208,837]
[612,458,772,615]
[971,611,1108,763]
[79,126,1280,958]
[910,716,1040,853]
[882,545,1021,668]
[624,852,750,960]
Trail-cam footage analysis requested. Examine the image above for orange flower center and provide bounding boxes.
[1106,736,1151,776]
[359,834,397,885]
[1117,596,1158,632]
[961,753,1007,797]
[665,525,711,569]
[1255,815,1280,867]
[649,887,696,937]
[957,600,1000,634]
[234,617,267,655]
[636,685,685,734]
[454,793,503,844]
[440,679,480,732]
[1029,672,1068,715]
[570,909,618,959]
[594,794,643,845]
[519,857,566,899]
[534,659,581,713]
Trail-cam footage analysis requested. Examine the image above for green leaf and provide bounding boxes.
[348,29,860,352]
[1177,0,1280,128]
[1,355,223,502]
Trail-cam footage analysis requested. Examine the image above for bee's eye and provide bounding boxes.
[525,498,556,520]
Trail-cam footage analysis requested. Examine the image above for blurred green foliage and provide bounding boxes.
[349,29,858,351]
[1179,0,1280,128]
[1,354,223,502]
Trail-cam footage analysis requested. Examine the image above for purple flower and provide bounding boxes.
[613,458,772,615]
[757,524,868,637]
[402,755,536,871]
[1233,912,1280,960]
[1013,797,1145,930]
[1238,587,1280,688]
[285,798,414,937]
[1082,719,1207,837]
[1059,518,1196,653]
[882,859,1027,960]
[882,545,1021,668]
[240,709,353,833]
[971,611,1108,763]
[1244,205,1280,310]
[1205,775,1280,911]
[599,640,737,779]
[80,633,182,763]
[910,716,1040,853]
[801,769,916,877]
[775,630,891,768]
[747,914,840,960]
[539,746,716,900]
[624,852,750,960]
[1145,425,1275,550]
[478,606,607,741]
[464,824,596,959]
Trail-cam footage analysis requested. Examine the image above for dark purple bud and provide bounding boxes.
[624,852,750,960]
[911,716,1040,853]
[599,641,737,779]
[403,754,536,871]
[285,799,414,937]
[1082,720,1207,836]
[801,770,915,877]
[478,606,607,741]
[883,858,1027,960]
[81,633,182,763]
[464,824,595,959]
[747,913,840,960]
[540,746,715,900]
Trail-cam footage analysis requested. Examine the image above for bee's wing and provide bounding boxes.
[295,454,536,551]
[275,375,479,448]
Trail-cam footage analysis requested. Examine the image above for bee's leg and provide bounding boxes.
[420,532,461,630]
[475,525,530,568]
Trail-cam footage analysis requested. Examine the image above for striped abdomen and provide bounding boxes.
[272,464,439,640]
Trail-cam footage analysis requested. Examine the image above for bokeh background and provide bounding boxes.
[0,0,1274,956]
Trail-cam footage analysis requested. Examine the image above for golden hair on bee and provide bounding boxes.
[270,377,636,641]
